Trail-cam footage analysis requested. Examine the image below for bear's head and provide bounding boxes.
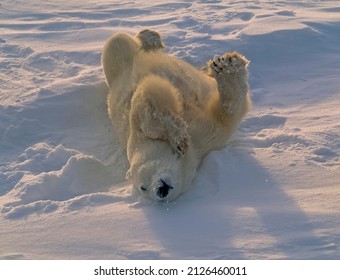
[127,138,198,202]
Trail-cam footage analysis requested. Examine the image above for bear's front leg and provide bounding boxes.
[208,52,250,120]
[130,75,189,156]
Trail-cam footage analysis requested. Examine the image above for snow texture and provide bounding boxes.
[0,0,339,259]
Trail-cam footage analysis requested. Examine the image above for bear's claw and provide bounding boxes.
[176,138,188,156]
[210,52,249,77]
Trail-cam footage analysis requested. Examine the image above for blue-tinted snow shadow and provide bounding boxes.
[142,149,333,259]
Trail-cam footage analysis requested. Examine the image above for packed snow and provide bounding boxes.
[0,0,339,259]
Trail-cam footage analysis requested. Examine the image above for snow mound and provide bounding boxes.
[1,142,131,219]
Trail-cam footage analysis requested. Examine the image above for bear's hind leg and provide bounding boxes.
[102,33,139,88]
[130,75,189,156]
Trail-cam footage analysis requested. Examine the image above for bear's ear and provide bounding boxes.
[126,169,132,179]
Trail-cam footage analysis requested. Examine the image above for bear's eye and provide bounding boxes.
[140,186,147,191]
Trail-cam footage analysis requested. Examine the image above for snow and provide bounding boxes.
[1,0,339,259]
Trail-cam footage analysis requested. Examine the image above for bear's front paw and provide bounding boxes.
[209,52,249,78]
[175,136,189,157]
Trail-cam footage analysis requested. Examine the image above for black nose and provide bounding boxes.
[156,179,174,199]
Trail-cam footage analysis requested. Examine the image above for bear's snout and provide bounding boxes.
[155,179,174,200]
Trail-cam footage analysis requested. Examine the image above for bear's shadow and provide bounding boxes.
[141,148,327,259]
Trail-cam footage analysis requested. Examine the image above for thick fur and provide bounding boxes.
[102,29,251,202]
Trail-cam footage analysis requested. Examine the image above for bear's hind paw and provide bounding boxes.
[137,29,165,52]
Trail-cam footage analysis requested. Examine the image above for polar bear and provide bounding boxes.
[102,29,251,202]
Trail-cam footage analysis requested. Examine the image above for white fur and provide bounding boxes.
[102,29,251,202]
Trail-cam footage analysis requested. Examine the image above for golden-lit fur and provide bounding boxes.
[102,29,251,201]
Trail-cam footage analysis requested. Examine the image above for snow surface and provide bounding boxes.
[0,0,339,259]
